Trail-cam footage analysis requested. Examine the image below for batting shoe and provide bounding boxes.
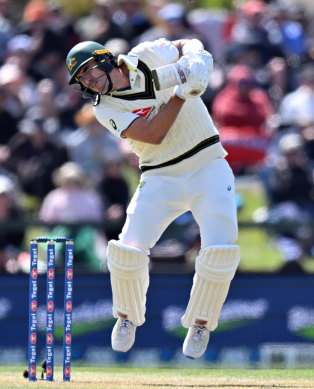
[111,317,137,352]
[183,325,210,359]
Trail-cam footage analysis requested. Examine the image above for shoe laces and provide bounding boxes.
[192,325,206,341]
[120,318,133,334]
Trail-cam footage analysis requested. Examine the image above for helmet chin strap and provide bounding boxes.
[76,66,113,99]
[103,72,113,95]
[95,51,116,95]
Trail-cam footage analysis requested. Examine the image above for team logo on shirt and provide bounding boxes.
[132,107,153,118]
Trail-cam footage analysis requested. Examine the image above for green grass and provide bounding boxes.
[236,178,314,274]
[3,366,314,389]
[237,227,282,272]
[236,180,283,273]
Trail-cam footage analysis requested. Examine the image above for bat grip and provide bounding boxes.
[152,63,187,91]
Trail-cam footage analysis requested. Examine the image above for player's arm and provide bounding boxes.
[123,92,185,144]
[124,38,212,145]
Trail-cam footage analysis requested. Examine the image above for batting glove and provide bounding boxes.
[175,55,209,99]
[181,39,213,75]
[186,50,213,73]
[174,82,206,100]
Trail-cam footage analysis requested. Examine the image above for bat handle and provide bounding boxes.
[152,63,187,91]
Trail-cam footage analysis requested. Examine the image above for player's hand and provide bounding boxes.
[175,55,210,99]
[178,51,213,79]
[174,83,206,100]
[186,50,213,73]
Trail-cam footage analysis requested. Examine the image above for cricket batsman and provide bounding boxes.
[66,37,240,359]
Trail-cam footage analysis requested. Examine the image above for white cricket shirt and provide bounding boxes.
[94,38,227,168]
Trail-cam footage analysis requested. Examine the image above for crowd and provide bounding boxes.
[0,0,313,273]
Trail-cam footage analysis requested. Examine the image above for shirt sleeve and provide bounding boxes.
[94,102,139,138]
[130,38,180,66]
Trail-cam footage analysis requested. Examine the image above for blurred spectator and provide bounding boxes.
[34,78,60,126]
[0,175,26,273]
[297,118,314,163]
[0,63,37,119]
[135,2,196,44]
[0,85,18,144]
[40,162,104,223]
[212,64,275,174]
[65,103,123,184]
[45,0,81,54]
[139,0,166,39]
[17,0,66,82]
[5,34,35,72]
[186,7,230,60]
[224,0,285,93]
[0,0,14,65]
[116,140,140,193]
[39,162,107,271]
[23,75,72,138]
[51,61,85,133]
[227,0,284,68]
[266,3,307,62]
[112,0,151,44]
[104,37,130,56]
[259,133,314,272]
[279,63,314,125]
[4,117,68,202]
[0,84,18,181]
[98,159,130,241]
[266,56,288,108]
[75,0,126,43]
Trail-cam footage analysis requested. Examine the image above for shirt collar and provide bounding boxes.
[117,54,139,88]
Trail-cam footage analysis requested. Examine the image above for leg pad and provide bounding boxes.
[181,245,240,331]
[107,240,149,326]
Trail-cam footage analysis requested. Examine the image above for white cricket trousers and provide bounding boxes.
[119,149,238,253]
